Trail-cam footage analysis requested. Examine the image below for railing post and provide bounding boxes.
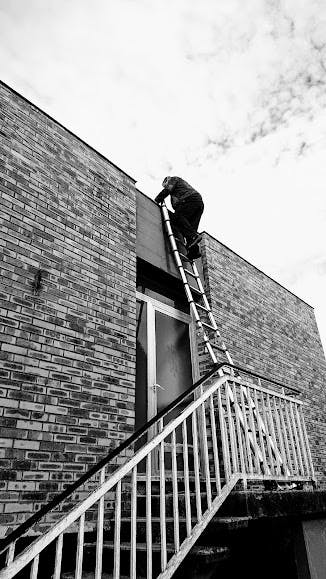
[299,408,316,482]
[284,400,300,476]
[192,410,203,519]
[232,383,246,488]
[130,466,138,579]
[182,419,192,537]
[53,534,63,579]
[253,388,269,475]
[159,420,167,573]
[171,429,180,552]
[95,467,105,579]
[271,396,288,478]
[209,394,221,494]
[200,401,212,508]
[289,402,304,476]
[226,384,238,473]
[218,384,232,481]
[266,392,281,476]
[278,397,293,476]
[239,385,253,476]
[113,480,122,579]
[75,512,85,579]
[146,453,152,579]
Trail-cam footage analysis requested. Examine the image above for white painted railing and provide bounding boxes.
[0,365,315,579]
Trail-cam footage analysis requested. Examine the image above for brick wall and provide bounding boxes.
[0,82,137,532]
[201,233,326,484]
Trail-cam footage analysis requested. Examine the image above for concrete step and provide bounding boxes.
[103,515,250,544]
[80,540,230,577]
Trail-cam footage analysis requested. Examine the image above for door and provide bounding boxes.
[135,291,197,434]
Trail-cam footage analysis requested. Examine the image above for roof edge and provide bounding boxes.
[0,79,136,184]
[202,230,314,309]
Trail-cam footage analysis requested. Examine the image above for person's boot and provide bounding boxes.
[187,244,201,260]
[187,233,202,250]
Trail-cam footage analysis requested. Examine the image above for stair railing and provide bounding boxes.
[0,364,315,579]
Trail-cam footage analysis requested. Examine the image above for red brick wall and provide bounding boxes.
[201,233,326,484]
[0,82,137,532]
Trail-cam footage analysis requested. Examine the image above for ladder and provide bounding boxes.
[160,201,288,477]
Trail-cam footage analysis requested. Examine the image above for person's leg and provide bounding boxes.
[174,199,204,243]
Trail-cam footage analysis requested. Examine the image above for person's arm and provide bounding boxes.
[154,188,169,204]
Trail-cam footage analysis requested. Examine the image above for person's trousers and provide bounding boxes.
[171,198,204,243]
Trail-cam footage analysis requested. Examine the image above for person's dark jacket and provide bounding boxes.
[155,177,202,209]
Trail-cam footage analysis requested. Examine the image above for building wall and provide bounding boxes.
[0,82,137,532]
[201,233,326,484]
[137,191,179,278]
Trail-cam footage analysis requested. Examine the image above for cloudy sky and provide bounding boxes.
[0,0,325,353]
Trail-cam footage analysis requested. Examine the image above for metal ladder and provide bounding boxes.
[160,201,288,477]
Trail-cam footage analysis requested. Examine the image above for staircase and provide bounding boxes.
[0,363,315,579]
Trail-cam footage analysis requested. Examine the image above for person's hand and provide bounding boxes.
[154,196,162,205]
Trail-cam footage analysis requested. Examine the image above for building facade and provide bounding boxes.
[1,80,326,577]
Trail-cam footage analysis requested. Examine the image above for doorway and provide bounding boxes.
[135,291,198,431]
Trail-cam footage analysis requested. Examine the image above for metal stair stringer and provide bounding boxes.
[157,473,240,579]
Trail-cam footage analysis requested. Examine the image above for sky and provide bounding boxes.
[0,0,325,354]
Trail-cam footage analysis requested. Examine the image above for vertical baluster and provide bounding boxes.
[246,387,260,473]
[95,467,105,579]
[130,466,137,579]
[289,402,304,476]
[260,390,274,475]
[294,404,309,477]
[146,452,152,579]
[30,555,39,579]
[182,419,192,537]
[6,542,16,566]
[171,429,180,552]
[266,392,281,476]
[159,418,167,572]
[75,512,85,579]
[192,409,203,520]
[253,388,269,475]
[272,396,288,478]
[209,394,221,494]
[200,400,212,509]
[284,399,299,476]
[232,383,246,477]
[278,397,293,476]
[239,385,253,476]
[226,384,238,473]
[53,534,63,579]
[217,383,231,481]
[113,480,122,579]
[299,409,315,480]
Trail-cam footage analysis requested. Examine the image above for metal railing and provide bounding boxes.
[0,364,315,579]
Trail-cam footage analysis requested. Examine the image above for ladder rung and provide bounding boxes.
[211,344,227,353]
[183,268,198,278]
[178,252,192,262]
[200,321,218,331]
[195,303,211,313]
[189,285,203,295]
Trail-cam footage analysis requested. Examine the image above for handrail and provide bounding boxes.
[227,364,302,396]
[0,361,301,553]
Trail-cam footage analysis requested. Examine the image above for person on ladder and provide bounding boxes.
[155,176,204,260]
